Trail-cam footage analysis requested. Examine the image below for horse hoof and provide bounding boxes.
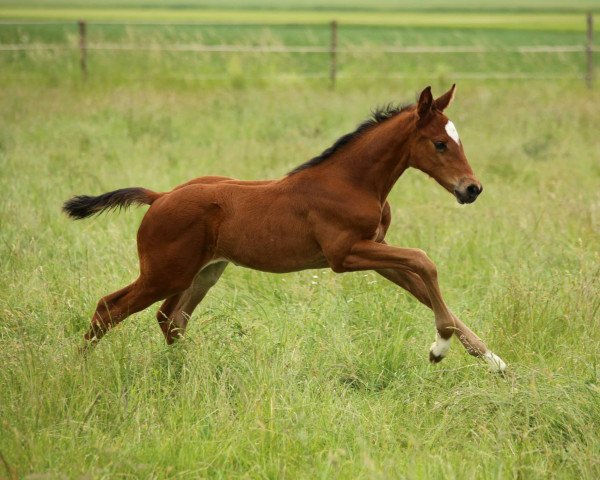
[483,350,507,373]
[429,350,444,363]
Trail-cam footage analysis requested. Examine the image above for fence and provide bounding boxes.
[0,13,597,88]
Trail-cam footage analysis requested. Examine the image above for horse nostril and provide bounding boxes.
[466,184,480,196]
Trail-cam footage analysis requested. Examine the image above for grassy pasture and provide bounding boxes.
[1,77,600,480]
[0,9,592,31]
[0,0,599,13]
[1,3,600,479]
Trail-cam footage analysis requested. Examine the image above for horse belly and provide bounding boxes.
[215,214,327,273]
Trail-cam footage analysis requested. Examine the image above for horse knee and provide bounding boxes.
[413,249,437,280]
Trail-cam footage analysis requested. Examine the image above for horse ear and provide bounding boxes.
[434,84,456,112]
[417,86,433,126]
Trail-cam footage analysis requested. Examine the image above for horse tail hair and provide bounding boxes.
[62,187,161,220]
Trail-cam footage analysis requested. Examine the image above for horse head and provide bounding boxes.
[408,85,482,204]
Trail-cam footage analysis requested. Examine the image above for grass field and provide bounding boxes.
[0,0,599,12]
[0,9,593,31]
[1,2,600,479]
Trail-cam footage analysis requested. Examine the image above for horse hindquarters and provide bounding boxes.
[84,187,220,346]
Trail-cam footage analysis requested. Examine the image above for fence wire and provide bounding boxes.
[0,19,596,85]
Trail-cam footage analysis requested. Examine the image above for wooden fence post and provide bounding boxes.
[330,20,337,88]
[78,19,87,79]
[586,12,594,88]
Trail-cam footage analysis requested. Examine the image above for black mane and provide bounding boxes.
[288,103,413,175]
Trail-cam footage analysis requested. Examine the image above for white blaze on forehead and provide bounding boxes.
[445,120,460,145]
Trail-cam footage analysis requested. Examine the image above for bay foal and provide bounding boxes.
[64,85,506,372]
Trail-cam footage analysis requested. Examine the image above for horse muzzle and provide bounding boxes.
[454,182,482,204]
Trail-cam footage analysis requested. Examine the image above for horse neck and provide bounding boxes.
[320,112,414,202]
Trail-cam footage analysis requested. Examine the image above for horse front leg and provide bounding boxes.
[337,240,506,372]
[376,269,505,371]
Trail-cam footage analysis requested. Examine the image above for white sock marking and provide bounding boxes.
[483,350,507,372]
[430,333,451,358]
[445,120,460,145]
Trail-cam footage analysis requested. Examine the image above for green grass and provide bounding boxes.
[0,9,593,31]
[1,78,600,478]
[0,0,599,12]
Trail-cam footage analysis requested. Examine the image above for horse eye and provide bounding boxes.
[433,141,447,152]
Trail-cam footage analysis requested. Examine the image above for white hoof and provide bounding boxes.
[483,350,507,373]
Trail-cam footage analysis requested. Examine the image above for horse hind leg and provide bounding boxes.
[83,261,206,350]
[156,261,228,344]
[83,196,219,349]
[156,293,183,343]
[83,279,168,349]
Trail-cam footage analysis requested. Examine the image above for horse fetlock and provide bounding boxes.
[429,334,451,363]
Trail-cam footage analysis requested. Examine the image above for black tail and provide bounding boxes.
[62,187,161,220]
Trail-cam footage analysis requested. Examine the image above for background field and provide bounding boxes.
[1,2,600,479]
[1,0,599,87]
[0,0,599,11]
